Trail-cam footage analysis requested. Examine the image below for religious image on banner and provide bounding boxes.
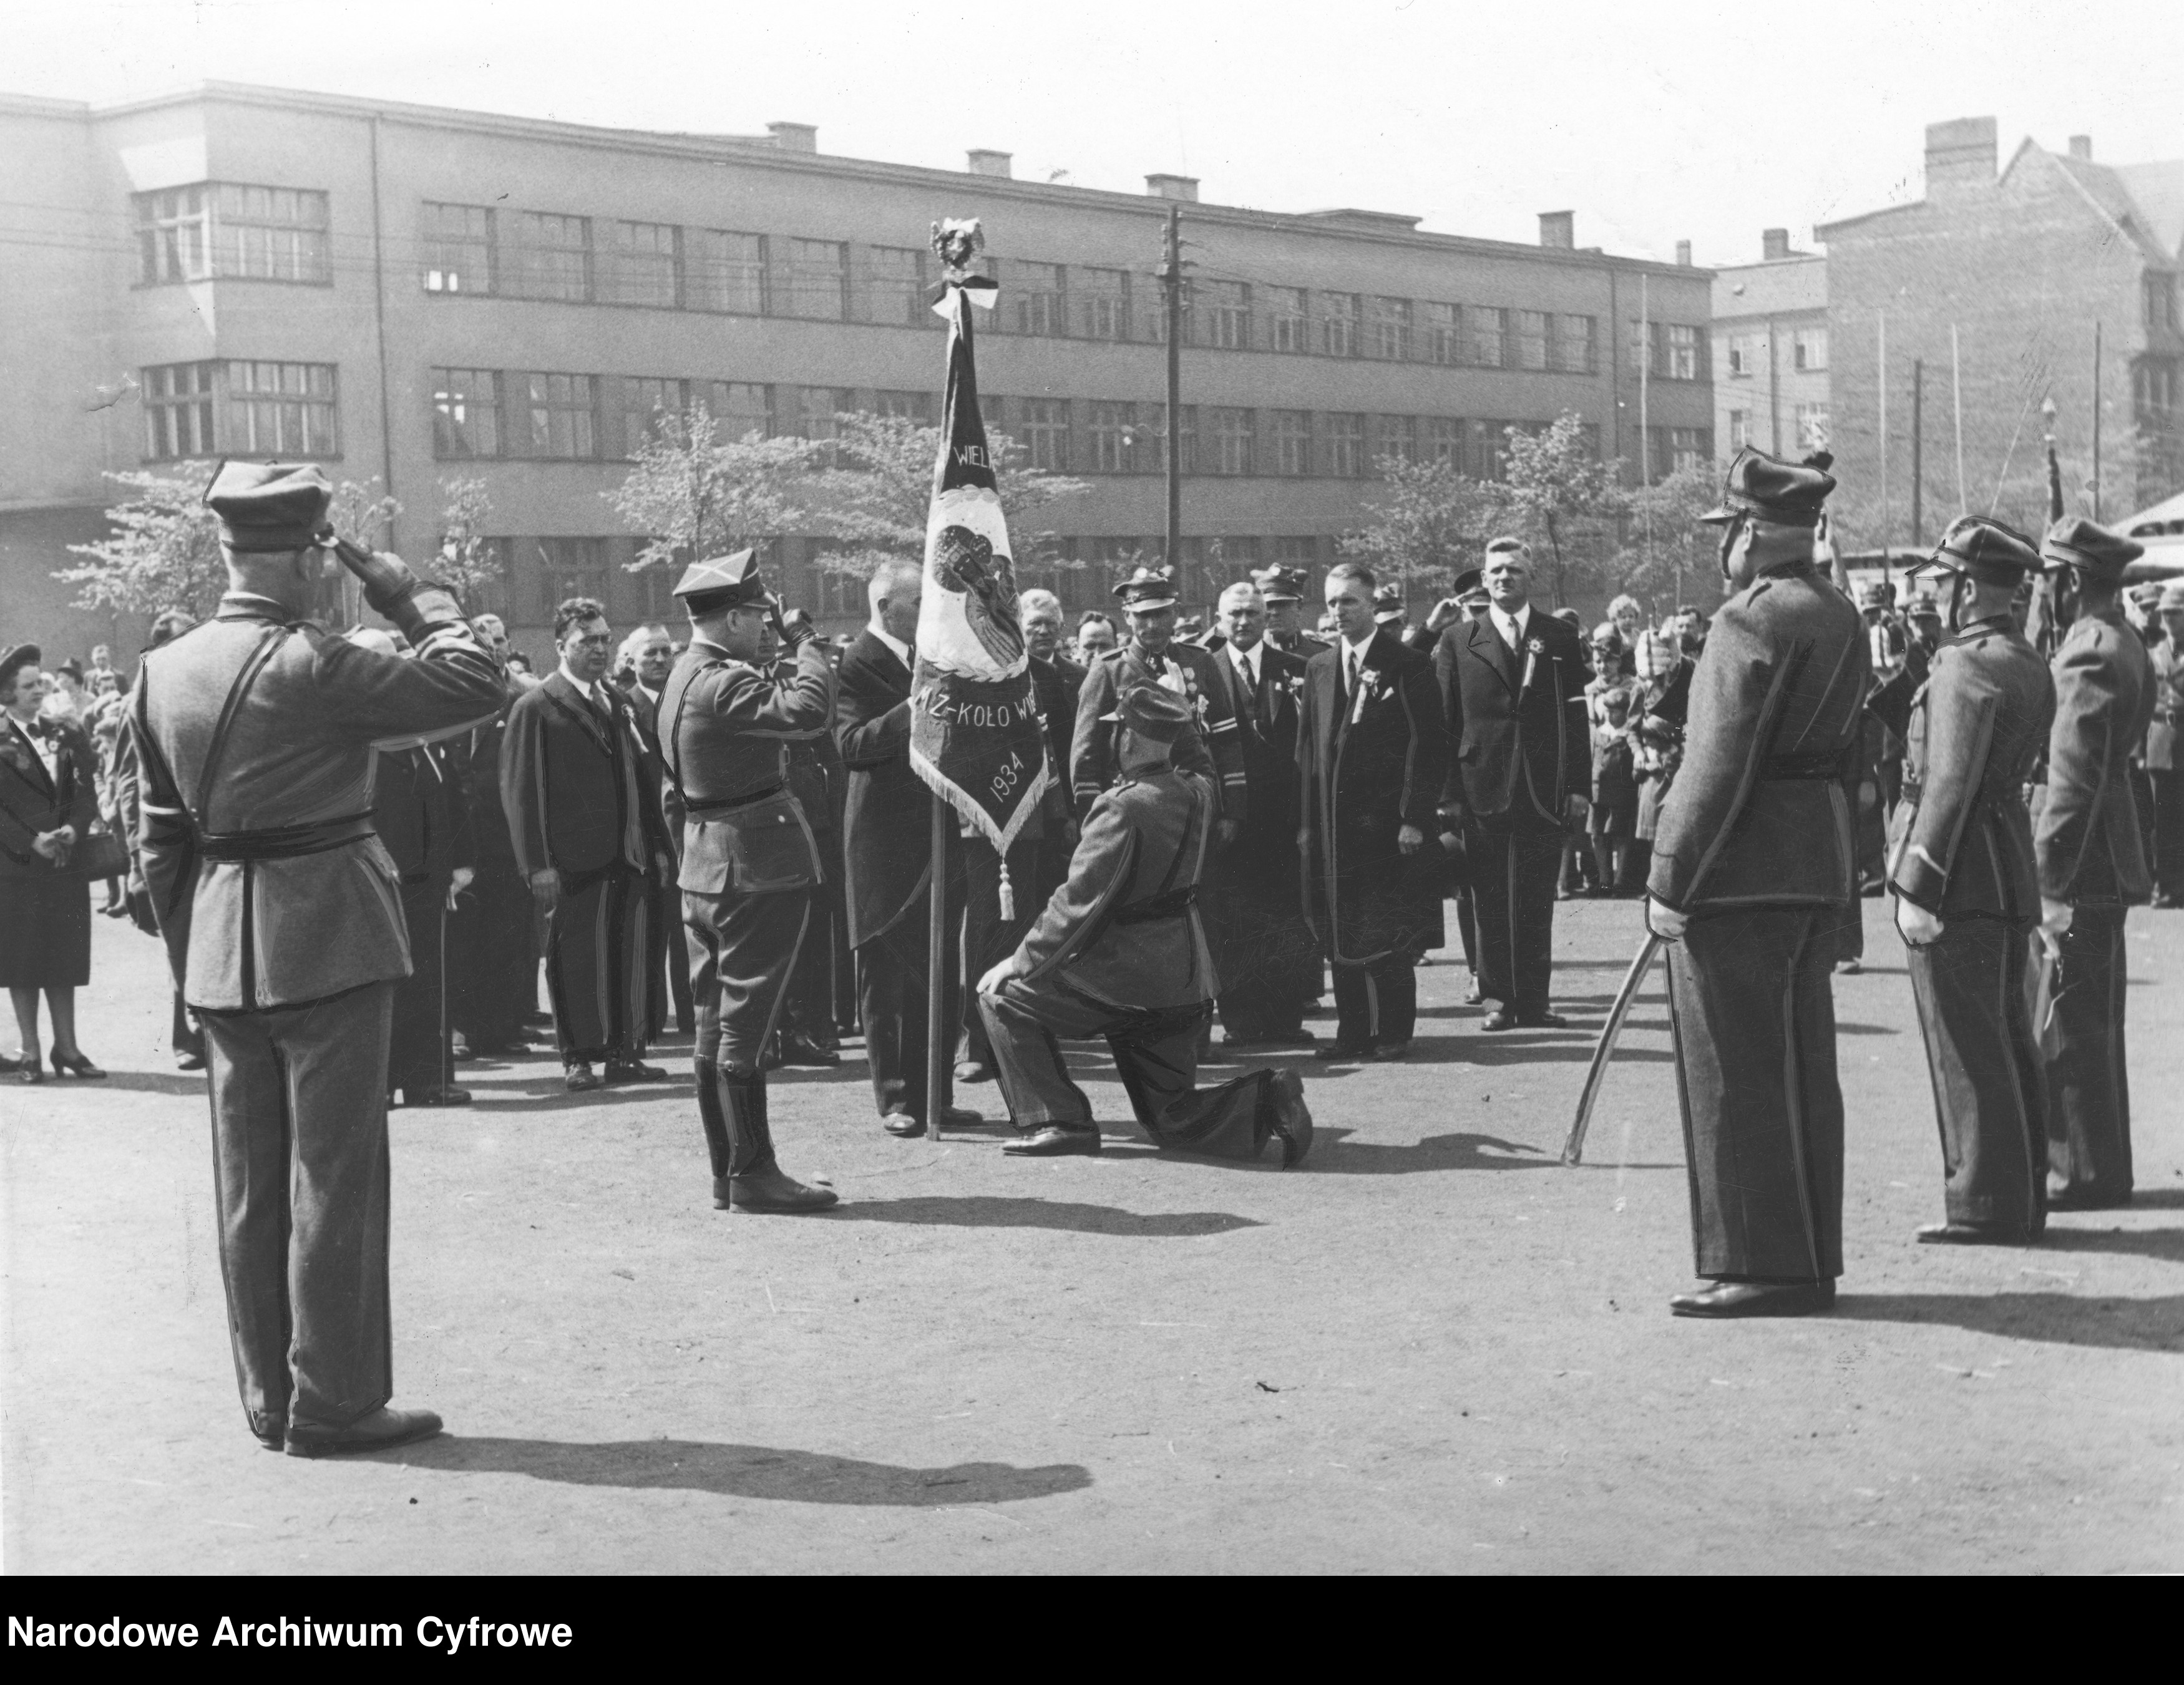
[908,218,1050,915]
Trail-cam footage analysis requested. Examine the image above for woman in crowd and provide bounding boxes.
[1,644,105,1080]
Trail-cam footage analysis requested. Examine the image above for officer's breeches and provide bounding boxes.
[1907,917,2046,1233]
[686,886,811,1075]
[201,981,396,1430]
[1667,907,1845,1281]
[2034,903,2133,1202]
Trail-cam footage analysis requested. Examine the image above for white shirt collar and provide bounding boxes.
[869,622,912,668]
[1491,603,1531,648]
[1228,638,1260,678]
[557,661,605,706]
[1341,628,1376,662]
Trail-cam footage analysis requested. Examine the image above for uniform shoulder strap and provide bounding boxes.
[190,624,291,835]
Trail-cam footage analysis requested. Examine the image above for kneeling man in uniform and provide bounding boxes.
[975,686,1314,1164]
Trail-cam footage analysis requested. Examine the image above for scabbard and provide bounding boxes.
[1562,931,1665,1165]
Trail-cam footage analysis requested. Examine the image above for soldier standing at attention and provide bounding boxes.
[128,462,505,1454]
[1645,448,1870,1319]
[2033,518,2158,1210]
[658,550,837,1215]
[1254,565,1329,659]
[1871,517,2055,1244]
[976,685,1314,1165]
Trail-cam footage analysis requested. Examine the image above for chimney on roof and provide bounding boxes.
[967,149,1012,178]
[1924,115,1997,199]
[1538,210,1574,250]
[1762,227,1791,260]
[1145,173,1199,203]
[2068,134,2093,160]
[1675,240,1693,266]
[767,122,817,153]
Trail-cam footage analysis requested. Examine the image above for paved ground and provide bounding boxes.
[4,898,2180,1575]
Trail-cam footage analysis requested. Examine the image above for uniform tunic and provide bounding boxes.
[1870,616,2055,1232]
[2033,604,2156,1203]
[1070,639,1247,825]
[1647,563,1870,1282]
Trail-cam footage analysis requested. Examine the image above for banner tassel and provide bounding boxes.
[998,858,1015,921]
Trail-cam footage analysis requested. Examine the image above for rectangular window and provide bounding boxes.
[1727,409,1750,450]
[2147,273,2180,335]
[210,185,330,283]
[622,377,688,457]
[1200,280,1250,350]
[866,245,927,326]
[505,212,591,303]
[1553,314,1597,374]
[1320,293,1360,358]
[1366,296,1413,362]
[1266,286,1310,353]
[514,372,597,459]
[432,367,502,459]
[1726,333,1756,377]
[1425,416,1465,465]
[688,230,768,314]
[874,390,935,424]
[2134,359,2177,424]
[1793,327,1828,372]
[1012,261,1066,337]
[1076,267,1130,340]
[1512,310,1550,372]
[535,537,611,623]
[1667,323,1701,381]
[698,381,774,439]
[1470,306,1507,369]
[1794,405,1828,452]
[1206,407,1254,476]
[1174,406,1198,475]
[1373,414,1416,466]
[1472,419,1512,481]
[796,386,856,439]
[1324,412,1365,478]
[141,361,218,459]
[1087,401,1138,472]
[136,187,209,284]
[1273,536,1319,566]
[1423,302,1461,366]
[601,221,680,308]
[1015,397,1070,470]
[223,361,339,456]
[1269,409,1312,477]
[785,238,849,320]
[421,202,494,294]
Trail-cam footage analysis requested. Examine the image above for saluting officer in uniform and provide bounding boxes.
[1871,517,2055,1244]
[2033,518,2158,1210]
[1645,448,1871,1319]
[1255,565,1329,660]
[129,462,505,1455]
[1071,565,1248,831]
[976,685,1314,1165]
[657,550,838,1215]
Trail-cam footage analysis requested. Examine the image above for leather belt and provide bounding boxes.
[685,783,787,816]
[197,811,376,863]
[1901,780,2020,809]
[1113,886,1197,925]
[1762,750,1854,781]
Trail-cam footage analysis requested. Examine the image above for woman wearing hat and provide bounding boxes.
[0,644,106,1080]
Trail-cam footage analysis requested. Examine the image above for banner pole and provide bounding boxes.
[925,794,948,1141]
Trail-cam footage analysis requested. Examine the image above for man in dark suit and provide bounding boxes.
[836,558,978,1138]
[447,631,538,1062]
[1203,580,1316,1046]
[1433,537,1592,1030]
[1872,518,2055,1244]
[502,598,675,1092]
[2034,517,2158,1210]
[1299,561,1450,1060]
[1645,447,1870,1319]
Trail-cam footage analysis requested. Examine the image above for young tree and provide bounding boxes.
[1339,454,1513,595]
[603,405,819,578]
[1612,462,1723,611]
[1498,412,1628,608]
[432,475,503,612]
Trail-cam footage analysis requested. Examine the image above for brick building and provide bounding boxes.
[0,82,1712,661]
[1818,118,2183,551]
[1711,229,1829,464]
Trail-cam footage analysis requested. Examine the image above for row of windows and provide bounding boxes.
[1724,404,1830,454]
[142,361,341,459]
[1723,326,1828,377]
[135,185,332,286]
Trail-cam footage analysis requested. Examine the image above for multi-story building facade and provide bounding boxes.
[1711,229,1829,465]
[1818,118,2183,550]
[2,82,1712,659]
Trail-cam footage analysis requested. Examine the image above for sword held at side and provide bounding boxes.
[1561,932,1666,1165]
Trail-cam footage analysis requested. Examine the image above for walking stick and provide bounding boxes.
[1561,932,1664,1165]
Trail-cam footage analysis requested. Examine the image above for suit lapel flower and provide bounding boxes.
[1351,666,1383,726]
[1519,636,1545,699]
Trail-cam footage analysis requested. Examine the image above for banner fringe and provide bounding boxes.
[909,749,1050,858]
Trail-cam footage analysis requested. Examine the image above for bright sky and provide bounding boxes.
[5,0,2179,266]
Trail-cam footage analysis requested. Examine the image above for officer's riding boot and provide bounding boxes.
[693,1060,733,1208]
[720,1069,839,1215]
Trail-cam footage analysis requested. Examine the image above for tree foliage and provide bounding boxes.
[1611,464,1724,612]
[602,405,819,576]
[1498,412,1629,608]
[1339,454,1512,595]
[432,475,503,612]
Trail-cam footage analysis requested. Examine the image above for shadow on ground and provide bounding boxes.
[42,1070,209,1097]
[2036,1226,2184,1265]
[1307,1127,1679,1174]
[385,1437,1091,1505]
[1839,1291,2184,1352]
[822,1195,1262,1236]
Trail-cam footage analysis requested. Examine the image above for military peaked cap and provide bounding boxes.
[205,461,333,552]
[1700,446,1836,529]
[672,548,769,608]
[2042,517,2143,580]
[1113,565,1179,611]
[1372,583,1405,622]
[1251,564,1310,602]
[1101,683,1195,743]
[1450,567,1488,606]
[1913,515,2044,586]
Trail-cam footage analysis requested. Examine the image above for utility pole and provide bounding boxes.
[1158,205,1183,571]
[1910,358,1924,548]
[2091,321,2104,521]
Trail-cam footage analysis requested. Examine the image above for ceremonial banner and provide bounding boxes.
[908,220,1050,913]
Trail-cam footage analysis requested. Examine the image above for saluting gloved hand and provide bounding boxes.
[326,533,422,614]
[768,594,816,651]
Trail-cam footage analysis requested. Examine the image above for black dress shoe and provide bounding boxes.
[882,1110,926,1137]
[404,1084,472,1107]
[2045,1185,2131,1212]
[1669,1280,1837,1319]
[942,1105,983,1127]
[776,1031,841,1069]
[1260,1028,1317,1047]
[1518,1012,1569,1029]
[1312,1041,1373,1062]
[1372,1040,1411,1061]
[175,1049,207,1072]
[604,1058,668,1082]
[250,1410,286,1452]
[1917,1221,2032,1245]
[285,1406,444,1458]
[563,1062,602,1092]
[727,1167,839,1214]
[1003,1124,1101,1157]
[953,1058,995,1083]
[1481,1009,1519,1031]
